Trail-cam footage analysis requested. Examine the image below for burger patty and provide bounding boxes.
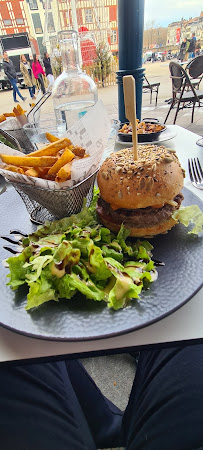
[97,193,184,228]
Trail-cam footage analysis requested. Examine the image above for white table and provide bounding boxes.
[0,125,202,365]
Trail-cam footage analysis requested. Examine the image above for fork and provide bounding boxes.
[188,158,203,190]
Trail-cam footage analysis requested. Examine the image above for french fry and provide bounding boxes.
[24,168,40,177]
[26,138,72,157]
[17,104,26,115]
[46,133,59,143]
[0,154,57,167]
[3,112,16,117]
[13,105,26,117]
[0,115,6,123]
[70,145,86,158]
[24,167,50,178]
[13,107,21,117]
[38,167,50,177]
[56,162,72,182]
[3,165,25,174]
[48,148,75,176]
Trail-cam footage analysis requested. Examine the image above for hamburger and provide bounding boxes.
[97,145,185,237]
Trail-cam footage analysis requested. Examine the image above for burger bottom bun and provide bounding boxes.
[97,215,178,238]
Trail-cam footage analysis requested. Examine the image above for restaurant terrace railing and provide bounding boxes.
[35,59,119,91]
[82,59,119,88]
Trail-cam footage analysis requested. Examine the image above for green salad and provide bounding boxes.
[6,189,157,311]
[6,188,203,311]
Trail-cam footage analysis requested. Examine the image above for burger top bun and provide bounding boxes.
[97,145,185,210]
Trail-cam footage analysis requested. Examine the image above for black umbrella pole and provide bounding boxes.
[117,0,145,122]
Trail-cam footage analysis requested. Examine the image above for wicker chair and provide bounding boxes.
[164,61,203,124]
[186,55,203,90]
[142,75,160,106]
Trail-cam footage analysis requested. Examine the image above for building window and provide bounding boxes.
[3,19,12,26]
[41,0,51,8]
[37,36,46,56]
[28,0,38,10]
[85,9,93,23]
[47,11,55,33]
[111,29,117,44]
[32,13,43,34]
[16,18,24,25]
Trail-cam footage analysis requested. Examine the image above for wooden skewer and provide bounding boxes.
[123,75,138,161]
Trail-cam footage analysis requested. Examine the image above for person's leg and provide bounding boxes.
[38,73,46,94]
[28,86,33,98]
[123,344,203,450]
[0,361,96,450]
[47,74,54,89]
[32,85,35,95]
[11,78,25,101]
[10,78,16,101]
[66,359,123,449]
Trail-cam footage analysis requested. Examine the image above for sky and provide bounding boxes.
[144,0,202,27]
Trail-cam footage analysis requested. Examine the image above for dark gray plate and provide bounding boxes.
[0,186,202,341]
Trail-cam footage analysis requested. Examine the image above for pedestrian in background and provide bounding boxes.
[20,55,36,100]
[43,52,54,90]
[32,55,46,94]
[3,51,26,103]
[151,52,156,63]
[178,38,187,62]
[195,40,201,56]
[186,32,196,60]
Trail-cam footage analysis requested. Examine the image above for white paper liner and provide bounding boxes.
[0,117,22,131]
[0,101,111,190]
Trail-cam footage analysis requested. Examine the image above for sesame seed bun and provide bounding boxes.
[97,145,185,237]
[97,145,184,210]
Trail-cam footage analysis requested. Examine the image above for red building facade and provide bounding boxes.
[0,0,30,35]
[57,0,118,54]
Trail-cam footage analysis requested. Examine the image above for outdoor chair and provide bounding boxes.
[186,55,203,90]
[164,61,203,125]
[142,75,160,106]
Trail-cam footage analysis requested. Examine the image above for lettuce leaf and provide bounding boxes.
[24,255,53,283]
[107,274,142,310]
[86,242,111,281]
[27,203,96,243]
[172,205,203,235]
[7,247,32,289]
[26,276,58,310]
[68,273,104,302]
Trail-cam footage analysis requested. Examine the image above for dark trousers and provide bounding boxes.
[28,85,35,98]
[10,78,24,102]
[0,345,203,450]
[37,73,46,94]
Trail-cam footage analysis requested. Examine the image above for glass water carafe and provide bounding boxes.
[52,30,98,130]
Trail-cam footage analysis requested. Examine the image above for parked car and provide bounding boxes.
[145,52,157,62]
[156,52,163,61]
[166,50,173,60]
[0,32,38,91]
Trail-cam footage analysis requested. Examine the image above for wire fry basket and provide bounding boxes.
[11,169,98,224]
[0,122,36,154]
